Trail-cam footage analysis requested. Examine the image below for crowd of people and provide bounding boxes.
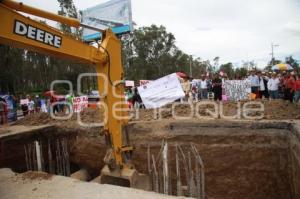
[246,70,300,102]
[1,70,300,125]
[20,95,48,116]
[181,74,223,101]
[180,70,300,103]
[20,93,75,116]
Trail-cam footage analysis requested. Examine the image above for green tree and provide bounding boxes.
[285,56,299,72]
[219,62,234,79]
[0,45,24,94]
[234,67,248,79]
[122,25,191,80]
[121,24,211,80]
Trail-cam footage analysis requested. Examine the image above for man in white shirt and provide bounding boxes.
[267,73,280,99]
[197,75,208,100]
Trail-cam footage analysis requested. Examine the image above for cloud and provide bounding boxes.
[19,0,300,67]
[284,22,300,35]
[195,26,212,32]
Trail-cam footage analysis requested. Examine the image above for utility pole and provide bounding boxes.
[271,43,279,65]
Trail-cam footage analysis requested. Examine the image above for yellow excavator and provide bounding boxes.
[0,0,148,189]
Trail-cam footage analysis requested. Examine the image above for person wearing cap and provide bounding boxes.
[268,73,280,99]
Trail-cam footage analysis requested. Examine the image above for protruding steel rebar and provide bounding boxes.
[175,144,182,196]
[63,139,71,176]
[147,144,151,175]
[39,140,45,172]
[162,143,169,195]
[32,143,37,171]
[191,143,205,199]
[152,154,159,192]
[141,142,204,197]
[24,145,29,171]
[178,145,190,195]
[28,144,32,171]
[48,139,54,174]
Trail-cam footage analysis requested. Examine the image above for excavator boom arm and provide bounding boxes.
[0,0,131,172]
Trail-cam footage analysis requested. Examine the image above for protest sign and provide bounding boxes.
[125,80,134,87]
[138,73,185,109]
[139,80,153,86]
[20,99,29,105]
[224,80,251,101]
[73,96,88,113]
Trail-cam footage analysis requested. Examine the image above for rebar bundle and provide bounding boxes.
[147,141,205,199]
[24,138,70,177]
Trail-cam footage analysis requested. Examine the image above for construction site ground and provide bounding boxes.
[0,168,186,199]
[1,100,300,199]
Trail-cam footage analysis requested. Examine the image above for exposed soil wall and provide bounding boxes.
[290,124,300,198]
[1,120,300,199]
[70,120,298,199]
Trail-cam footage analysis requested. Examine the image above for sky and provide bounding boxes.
[21,0,300,68]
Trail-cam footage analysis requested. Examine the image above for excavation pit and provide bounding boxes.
[0,120,300,199]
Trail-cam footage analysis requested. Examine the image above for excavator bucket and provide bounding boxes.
[99,165,151,190]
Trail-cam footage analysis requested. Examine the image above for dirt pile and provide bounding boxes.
[14,100,300,127]
[132,100,300,121]
[21,171,53,181]
[14,108,104,127]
